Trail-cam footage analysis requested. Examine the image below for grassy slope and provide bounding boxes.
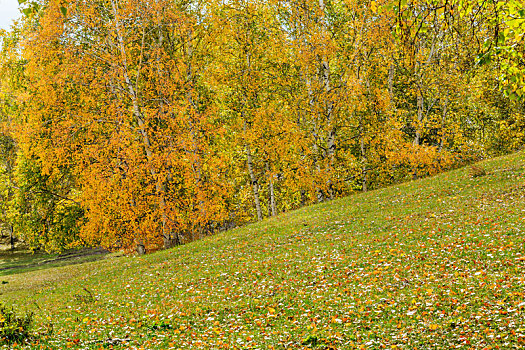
[1,151,524,349]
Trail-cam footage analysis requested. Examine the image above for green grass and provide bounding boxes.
[1,151,525,349]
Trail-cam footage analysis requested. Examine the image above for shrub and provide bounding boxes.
[469,165,487,178]
[0,302,33,344]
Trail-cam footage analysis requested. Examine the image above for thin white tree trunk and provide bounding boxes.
[388,64,395,112]
[266,161,276,217]
[111,0,169,249]
[319,0,334,200]
[360,127,368,192]
[244,120,262,221]
[414,92,424,146]
[439,97,448,152]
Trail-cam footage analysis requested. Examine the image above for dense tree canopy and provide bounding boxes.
[0,0,523,252]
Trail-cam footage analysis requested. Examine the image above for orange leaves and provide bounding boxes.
[3,0,520,253]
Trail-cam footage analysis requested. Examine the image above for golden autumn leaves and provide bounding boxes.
[0,0,523,252]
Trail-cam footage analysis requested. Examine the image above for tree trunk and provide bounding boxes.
[266,161,276,217]
[305,76,325,203]
[388,64,395,111]
[154,10,174,249]
[439,97,448,152]
[412,89,425,180]
[111,0,170,248]
[360,137,368,192]
[414,92,424,146]
[136,241,146,255]
[185,25,207,244]
[300,189,307,207]
[244,120,262,221]
[9,224,14,251]
[359,112,368,192]
[319,0,335,200]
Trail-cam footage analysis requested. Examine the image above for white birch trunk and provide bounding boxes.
[110,0,169,249]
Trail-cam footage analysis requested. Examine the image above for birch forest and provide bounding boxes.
[0,0,524,252]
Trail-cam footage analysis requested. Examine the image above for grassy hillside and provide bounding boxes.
[1,151,524,349]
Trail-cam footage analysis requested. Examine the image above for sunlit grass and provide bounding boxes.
[1,151,524,349]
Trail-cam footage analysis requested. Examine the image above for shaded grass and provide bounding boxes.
[0,248,112,277]
[0,248,57,271]
[1,151,525,349]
